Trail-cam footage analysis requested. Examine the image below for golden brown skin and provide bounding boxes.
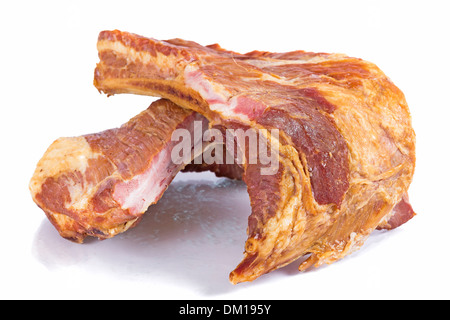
[30,99,203,243]
[93,30,416,284]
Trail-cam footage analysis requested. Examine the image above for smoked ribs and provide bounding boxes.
[30,30,416,284]
[30,99,208,243]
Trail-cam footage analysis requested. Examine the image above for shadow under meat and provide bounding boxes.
[33,177,259,295]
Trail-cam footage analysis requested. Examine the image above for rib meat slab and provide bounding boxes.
[94,30,416,284]
[30,99,208,243]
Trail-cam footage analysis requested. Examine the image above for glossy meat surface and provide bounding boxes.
[30,99,207,243]
[94,30,416,283]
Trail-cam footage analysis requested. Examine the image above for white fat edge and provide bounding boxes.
[116,148,173,214]
[184,64,251,122]
[117,117,211,214]
[210,95,252,122]
[184,62,316,120]
[242,54,350,86]
[114,113,209,214]
[242,53,347,68]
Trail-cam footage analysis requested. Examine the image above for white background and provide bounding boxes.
[1,0,449,299]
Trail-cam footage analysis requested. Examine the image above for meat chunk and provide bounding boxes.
[94,30,416,283]
[30,99,208,243]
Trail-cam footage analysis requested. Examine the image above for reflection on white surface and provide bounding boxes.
[33,173,258,295]
[31,172,407,297]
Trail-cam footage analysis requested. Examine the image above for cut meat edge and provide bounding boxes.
[30,99,209,243]
[93,30,416,284]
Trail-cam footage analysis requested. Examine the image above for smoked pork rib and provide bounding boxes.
[30,99,208,243]
[94,30,416,284]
